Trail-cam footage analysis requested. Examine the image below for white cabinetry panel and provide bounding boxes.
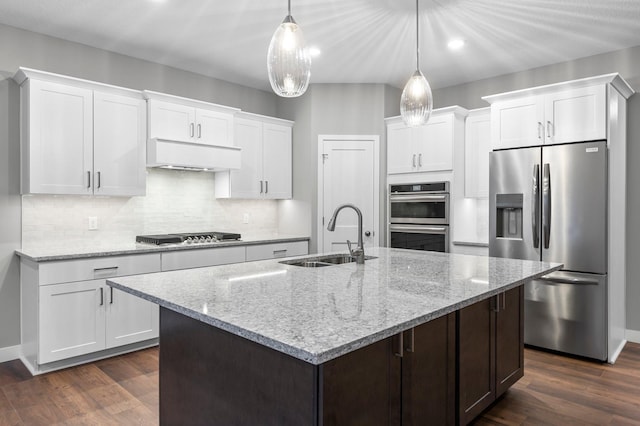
[106,288,159,348]
[161,246,246,271]
[245,241,308,262]
[148,100,195,143]
[39,280,106,364]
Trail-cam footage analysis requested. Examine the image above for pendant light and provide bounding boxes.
[400,0,433,126]
[267,0,311,97]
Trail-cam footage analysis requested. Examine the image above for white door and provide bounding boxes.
[93,91,147,196]
[263,123,292,199]
[105,288,159,348]
[195,108,234,146]
[319,135,379,253]
[230,117,263,198]
[28,79,93,194]
[39,280,106,364]
[148,99,195,142]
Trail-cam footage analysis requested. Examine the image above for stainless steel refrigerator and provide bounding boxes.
[489,140,607,360]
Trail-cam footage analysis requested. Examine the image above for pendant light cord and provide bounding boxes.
[288,0,291,16]
[415,0,420,70]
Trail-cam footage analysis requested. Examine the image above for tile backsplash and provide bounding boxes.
[22,168,279,247]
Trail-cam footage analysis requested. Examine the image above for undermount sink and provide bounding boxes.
[280,254,377,268]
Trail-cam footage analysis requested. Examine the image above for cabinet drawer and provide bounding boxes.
[38,253,161,286]
[245,241,308,262]
[161,246,245,271]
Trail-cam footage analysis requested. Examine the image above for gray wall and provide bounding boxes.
[432,45,640,333]
[277,83,400,252]
[0,22,280,351]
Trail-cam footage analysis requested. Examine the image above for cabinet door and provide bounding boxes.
[387,122,415,174]
[148,99,195,142]
[415,114,454,171]
[245,241,308,262]
[195,108,234,146]
[320,336,400,425]
[26,79,93,194]
[39,280,106,364]
[105,287,159,348]
[464,111,491,198]
[458,296,496,425]
[544,85,606,145]
[402,314,456,426]
[229,117,263,198]
[93,91,147,196]
[495,286,524,397]
[491,96,544,150]
[262,123,292,199]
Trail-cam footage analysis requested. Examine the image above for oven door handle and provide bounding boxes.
[389,224,448,234]
[389,195,447,202]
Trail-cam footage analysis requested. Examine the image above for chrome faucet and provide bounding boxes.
[327,204,365,264]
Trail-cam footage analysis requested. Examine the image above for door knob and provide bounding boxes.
[365,231,371,237]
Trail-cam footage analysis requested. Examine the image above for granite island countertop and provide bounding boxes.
[107,247,561,365]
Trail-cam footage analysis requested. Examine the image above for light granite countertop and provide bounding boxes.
[107,247,561,365]
[15,234,310,262]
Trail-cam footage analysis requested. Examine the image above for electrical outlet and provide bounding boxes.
[243,213,249,224]
[88,216,98,230]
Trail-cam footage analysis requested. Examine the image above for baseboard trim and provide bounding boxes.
[626,329,640,344]
[0,345,21,363]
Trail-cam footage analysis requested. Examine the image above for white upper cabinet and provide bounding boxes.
[483,76,621,150]
[15,68,147,196]
[464,108,491,198]
[216,112,293,199]
[386,106,468,175]
[145,91,237,146]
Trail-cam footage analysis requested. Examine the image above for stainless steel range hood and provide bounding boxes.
[147,138,241,171]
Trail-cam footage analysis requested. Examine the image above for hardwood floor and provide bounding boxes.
[1,343,639,425]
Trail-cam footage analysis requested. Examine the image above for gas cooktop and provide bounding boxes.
[136,231,241,245]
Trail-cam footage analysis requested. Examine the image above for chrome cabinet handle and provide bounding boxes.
[532,164,540,249]
[197,123,202,138]
[260,181,263,194]
[412,154,416,168]
[87,171,91,189]
[542,163,551,249]
[418,153,422,167]
[493,294,500,312]
[546,121,552,138]
[190,123,195,137]
[394,332,404,358]
[110,287,114,304]
[537,122,543,139]
[99,288,104,306]
[406,328,415,353]
[265,181,268,194]
[97,171,101,189]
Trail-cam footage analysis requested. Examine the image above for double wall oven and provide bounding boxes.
[388,182,450,252]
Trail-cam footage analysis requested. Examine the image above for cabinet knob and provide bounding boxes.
[365,231,371,237]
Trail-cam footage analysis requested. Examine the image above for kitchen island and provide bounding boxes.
[108,247,561,425]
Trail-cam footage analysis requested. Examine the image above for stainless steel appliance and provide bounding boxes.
[388,182,450,252]
[489,140,607,360]
[136,231,241,245]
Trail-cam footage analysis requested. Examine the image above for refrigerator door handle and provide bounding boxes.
[542,163,551,249]
[532,164,540,248]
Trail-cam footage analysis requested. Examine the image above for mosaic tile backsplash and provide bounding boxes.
[22,168,280,247]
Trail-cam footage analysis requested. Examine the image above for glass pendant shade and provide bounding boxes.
[400,0,433,127]
[400,69,433,126]
[267,15,311,98]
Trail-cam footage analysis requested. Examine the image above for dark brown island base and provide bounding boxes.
[160,286,523,425]
[107,248,560,426]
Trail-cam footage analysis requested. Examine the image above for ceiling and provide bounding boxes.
[0,0,639,92]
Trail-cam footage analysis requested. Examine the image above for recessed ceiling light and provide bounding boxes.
[448,39,465,51]
[307,46,321,58]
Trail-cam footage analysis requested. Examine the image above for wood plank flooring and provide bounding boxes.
[1,343,639,425]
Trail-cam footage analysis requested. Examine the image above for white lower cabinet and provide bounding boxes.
[245,241,309,261]
[21,253,161,373]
